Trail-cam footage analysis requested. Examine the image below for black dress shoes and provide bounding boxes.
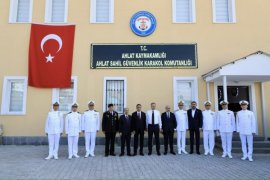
[170,151,176,155]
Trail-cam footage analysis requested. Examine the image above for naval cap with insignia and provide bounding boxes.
[178,100,185,105]
[239,100,249,105]
[53,102,60,106]
[88,100,95,105]
[71,102,79,107]
[220,100,229,105]
[204,101,212,106]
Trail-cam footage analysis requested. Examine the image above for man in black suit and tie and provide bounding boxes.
[187,101,203,155]
[132,104,146,156]
[119,108,132,156]
[161,105,177,155]
[102,104,119,157]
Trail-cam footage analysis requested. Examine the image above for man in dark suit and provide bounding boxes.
[161,105,177,155]
[187,101,203,155]
[131,104,146,156]
[119,108,132,156]
[102,104,119,157]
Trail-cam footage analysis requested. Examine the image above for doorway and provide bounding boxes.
[217,86,250,112]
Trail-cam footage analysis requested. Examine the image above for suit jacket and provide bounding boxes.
[187,108,203,130]
[119,114,133,133]
[161,112,177,132]
[102,111,119,133]
[131,111,146,132]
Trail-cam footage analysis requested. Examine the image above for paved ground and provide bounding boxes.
[0,145,270,180]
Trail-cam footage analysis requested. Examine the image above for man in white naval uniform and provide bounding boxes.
[216,101,235,158]
[174,101,188,155]
[45,102,64,160]
[236,100,257,162]
[202,101,216,156]
[65,103,81,159]
[81,100,100,157]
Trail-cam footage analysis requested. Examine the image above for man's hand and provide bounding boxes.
[160,129,163,133]
[102,131,105,134]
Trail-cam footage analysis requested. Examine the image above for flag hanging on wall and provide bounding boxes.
[28,24,75,88]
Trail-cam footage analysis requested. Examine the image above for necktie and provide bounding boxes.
[152,111,155,125]
[167,112,170,119]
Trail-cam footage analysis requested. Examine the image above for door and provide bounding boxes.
[217,86,250,112]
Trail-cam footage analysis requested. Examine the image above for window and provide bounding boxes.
[173,77,198,110]
[1,76,28,115]
[45,0,68,23]
[103,77,127,114]
[9,0,33,23]
[90,0,114,23]
[52,77,77,112]
[173,0,196,23]
[212,0,236,23]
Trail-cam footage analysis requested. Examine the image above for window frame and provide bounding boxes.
[173,76,198,111]
[45,0,69,23]
[52,76,77,113]
[9,0,33,23]
[1,76,28,115]
[90,0,114,24]
[103,77,127,114]
[172,0,196,23]
[212,0,236,23]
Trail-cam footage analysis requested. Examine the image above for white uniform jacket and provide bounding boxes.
[65,112,82,136]
[216,109,236,133]
[236,110,257,135]
[45,111,64,134]
[174,109,188,131]
[202,110,217,131]
[81,110,100,132]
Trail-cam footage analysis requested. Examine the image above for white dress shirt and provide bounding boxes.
[146,110,162,128]
[65,112,81,136]
[174,109,188,131]
[81,110,100,132]
[45,111,64,134]
[236,110,257,135]
[192,109,196,118]
[202,110,217,131]
[216,109,236,133]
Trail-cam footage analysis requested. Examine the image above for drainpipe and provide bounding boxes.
[222,76,228,102]
[261,82,268,141]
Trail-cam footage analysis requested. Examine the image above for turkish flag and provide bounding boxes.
[28,24,75,88]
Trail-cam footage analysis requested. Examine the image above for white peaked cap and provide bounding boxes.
[88,100,95,105]
[52,101,60,106]
[72,102,79,107]
[239,100,249,105]
[219,100,229,105]
[178,100,185,104]
[204,101,212,105]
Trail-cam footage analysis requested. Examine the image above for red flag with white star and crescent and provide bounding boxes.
[28,24,75,88]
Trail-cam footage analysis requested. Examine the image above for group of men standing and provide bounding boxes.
[44,99,257,162]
